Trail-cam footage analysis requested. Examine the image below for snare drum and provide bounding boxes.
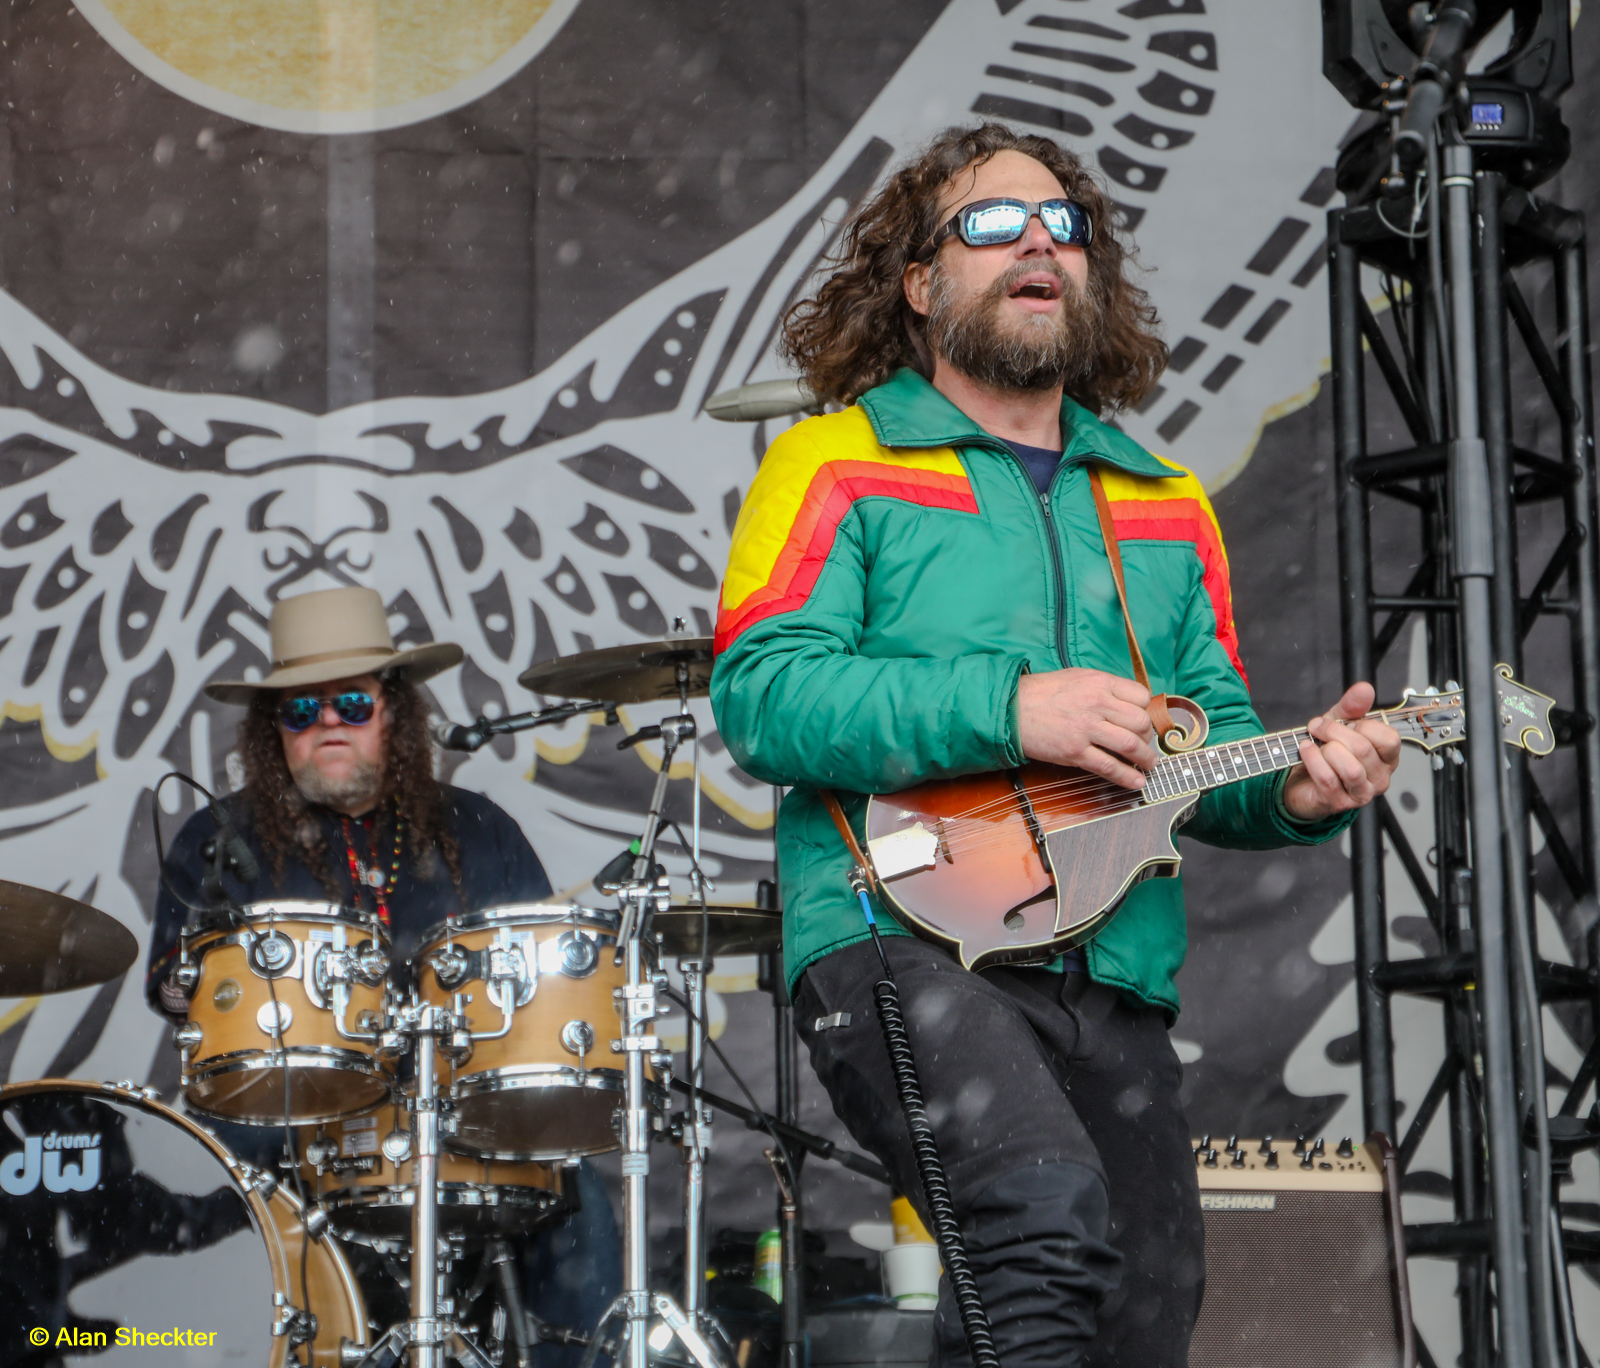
[297,1107,567,1245]
[178,902,391,1125]
[0,1079,366,1367]
[415,904,663,1160]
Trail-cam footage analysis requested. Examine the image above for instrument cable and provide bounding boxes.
[818,792,999,1368]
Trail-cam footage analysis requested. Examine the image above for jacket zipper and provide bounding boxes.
[1038,463,1071,670]
[955,438,1075,668]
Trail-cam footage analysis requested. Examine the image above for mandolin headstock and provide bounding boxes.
[1384,666,1556,757]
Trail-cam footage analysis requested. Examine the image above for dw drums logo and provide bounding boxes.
[0,1131,103,1195]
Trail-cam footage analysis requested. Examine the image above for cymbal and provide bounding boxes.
[652,906,781,959]
[518,637,714,704]
[0,880,138,995]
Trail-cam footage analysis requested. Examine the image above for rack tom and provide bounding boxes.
[415,904,661,1159]
[178,901,391,1125]
[297,1107,567,1245]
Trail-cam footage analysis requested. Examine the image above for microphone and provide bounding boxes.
[705,378,817,422]
[431,716,489,752]
[206,798,260,883]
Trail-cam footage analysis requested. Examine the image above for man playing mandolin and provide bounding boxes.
[710,123,1401,1367]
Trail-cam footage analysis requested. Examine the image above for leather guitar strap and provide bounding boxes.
[1088,465,1176,741]
[820,788,878,891]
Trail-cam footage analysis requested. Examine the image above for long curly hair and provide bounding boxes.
[237,673,463,898]
[781,122,1167,412]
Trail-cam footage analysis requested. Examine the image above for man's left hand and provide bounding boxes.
[1280,681,1402,822]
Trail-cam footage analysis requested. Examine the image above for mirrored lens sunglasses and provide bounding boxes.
[277,690,376,732]
[916,197,1093,263]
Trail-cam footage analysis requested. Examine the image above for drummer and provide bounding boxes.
[146,584,551,990]
[144,585,618,1355]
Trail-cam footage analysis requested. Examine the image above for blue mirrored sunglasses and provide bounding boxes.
[916,197,1093,263]
[277,690,376,732]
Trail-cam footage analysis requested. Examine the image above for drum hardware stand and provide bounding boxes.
[584,668,727,1368]
[351,995,500,1368]
[677,954,714,1334]
[755,873,805,1368]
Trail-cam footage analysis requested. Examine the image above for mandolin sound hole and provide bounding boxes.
[1004,910,1025,932]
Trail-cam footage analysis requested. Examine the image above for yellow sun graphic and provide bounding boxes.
[73,0,578,133]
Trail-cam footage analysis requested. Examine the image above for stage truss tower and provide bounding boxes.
[1323,3,1600,1366]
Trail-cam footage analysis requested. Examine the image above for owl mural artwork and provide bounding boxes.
[1,0,1593,1352]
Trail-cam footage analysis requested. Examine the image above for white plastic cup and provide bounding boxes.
[881,1241,941,1310]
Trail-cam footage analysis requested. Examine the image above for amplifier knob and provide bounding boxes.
[1300,1149,1315,1169]
[1204,1148,1219,1168]
[1265,1150,1279,1170]
[1258,1135,1275,1155]
[1293,1135,1308,1155]
[1337,1136,1356,1158]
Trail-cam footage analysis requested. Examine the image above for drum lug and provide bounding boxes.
[556,929,601,979]
[271,1294,317,1347]
[173,958,200,992]
[305,1137,338,1168]
[381,1129,414,1164]
[172,1021,203,1056]
[303,1204,331,1242]
[560,1019,596,1058]
[242,1165,279,1200]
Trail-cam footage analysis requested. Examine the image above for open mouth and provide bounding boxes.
[1008,276,1063,302]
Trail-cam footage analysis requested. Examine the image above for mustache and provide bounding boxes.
[985,259,1077,301]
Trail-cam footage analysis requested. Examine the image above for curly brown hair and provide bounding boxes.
[238,673,463,899]
[781,122,1167,412]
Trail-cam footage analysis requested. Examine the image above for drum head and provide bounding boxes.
[0,1082,276,1365]
[185,1057,391,1126]
[450,1074,631,1160]
[325,1180,563,1244]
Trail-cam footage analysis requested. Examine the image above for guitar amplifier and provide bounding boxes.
[1189,1135,1415,1368]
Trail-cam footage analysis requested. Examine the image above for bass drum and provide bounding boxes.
[0,1079,366,1367]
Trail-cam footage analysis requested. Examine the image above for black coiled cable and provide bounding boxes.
[871,969,1000,1368]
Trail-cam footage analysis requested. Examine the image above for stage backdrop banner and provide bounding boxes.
[1,1,1597,1355]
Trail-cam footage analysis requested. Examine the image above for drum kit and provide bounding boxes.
[0,636,814,1368]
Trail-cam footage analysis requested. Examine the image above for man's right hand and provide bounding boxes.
[1016,668,1159,789]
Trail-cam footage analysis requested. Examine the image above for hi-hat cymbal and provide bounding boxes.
[651,906,782,960]
[518,638,714,704]
[0,880,138,995]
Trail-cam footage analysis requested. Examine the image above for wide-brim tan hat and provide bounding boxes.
[206,586,464,704]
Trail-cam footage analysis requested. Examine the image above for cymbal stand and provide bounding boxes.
[679,952,713,1329]
[584,668,726,1368]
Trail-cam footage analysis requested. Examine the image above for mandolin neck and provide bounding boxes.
[1142,716,1372,803]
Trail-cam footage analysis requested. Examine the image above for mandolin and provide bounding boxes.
[863,666,1557,970]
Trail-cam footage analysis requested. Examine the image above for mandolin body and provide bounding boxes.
[864,761,1197,971]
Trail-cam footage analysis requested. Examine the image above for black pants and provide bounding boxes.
[795,937,1204,1368]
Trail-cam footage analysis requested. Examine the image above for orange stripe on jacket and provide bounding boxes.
[716,410,974,653]
[1098,461,1246,685]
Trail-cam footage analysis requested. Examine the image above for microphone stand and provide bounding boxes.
[435,699,616,752]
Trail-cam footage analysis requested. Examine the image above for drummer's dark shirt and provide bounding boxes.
[145,784,554,1018]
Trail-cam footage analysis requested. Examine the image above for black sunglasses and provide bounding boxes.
[278,690,377,733]
[916,197,1094,263]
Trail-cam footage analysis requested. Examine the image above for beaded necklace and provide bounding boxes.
[340,809,404,927]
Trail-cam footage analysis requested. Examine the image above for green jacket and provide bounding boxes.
[710,368,1348,1017]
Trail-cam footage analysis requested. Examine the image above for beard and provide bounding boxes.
[291,753,384,812]
[924,257,1105,393]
